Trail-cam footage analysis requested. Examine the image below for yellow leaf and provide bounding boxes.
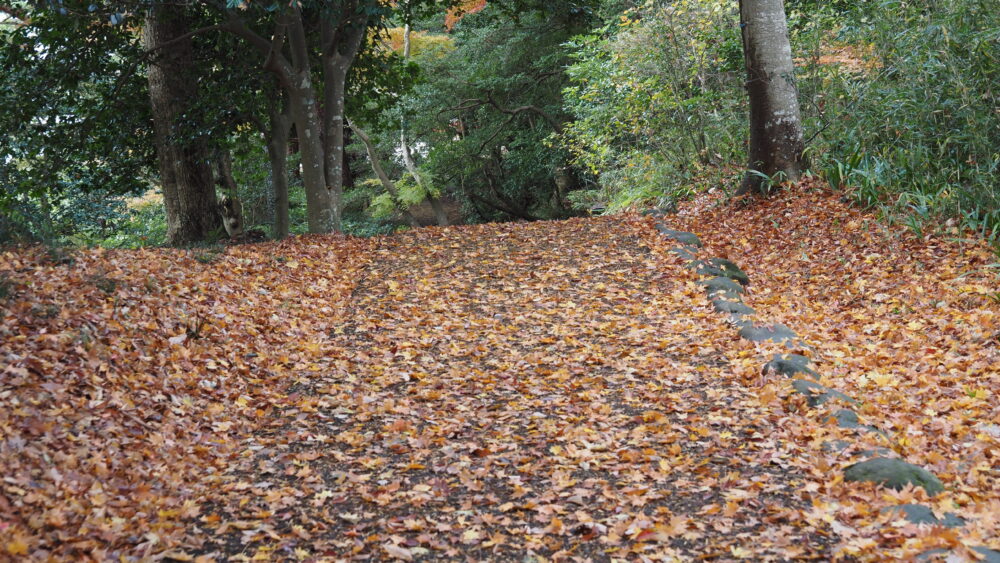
[6,539,29,556]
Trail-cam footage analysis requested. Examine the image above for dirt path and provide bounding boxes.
[203,217,834,560]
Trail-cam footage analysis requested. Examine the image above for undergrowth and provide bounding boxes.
[562,0,999,247]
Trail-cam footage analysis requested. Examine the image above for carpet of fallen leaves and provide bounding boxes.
[1,184,998,561]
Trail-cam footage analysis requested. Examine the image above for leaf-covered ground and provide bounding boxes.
[2,186,998,560]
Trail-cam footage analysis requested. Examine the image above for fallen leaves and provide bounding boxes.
[1,189,997,559]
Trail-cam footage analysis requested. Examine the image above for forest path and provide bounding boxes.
[209,216,833,560]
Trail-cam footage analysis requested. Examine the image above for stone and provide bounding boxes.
[653,224,702,247]
[763,353,819,379]
[832,408,861,428]
[882,504,966,528]
[642,202,678,217]
[790,379,858,407]
[915,549,950,561]
[859,447,895,458]
[821,440,852,454]
[669,246,698,260]
[700,276,745,298]
[710,298,755,316]
[972,547,1000,563]
[843,457,945,496]
[827,409,888,437]
[739,323,796,343]
[691,258,749,285]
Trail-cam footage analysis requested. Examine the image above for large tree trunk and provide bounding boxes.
[143,3,220,245]
[737,0,805,196]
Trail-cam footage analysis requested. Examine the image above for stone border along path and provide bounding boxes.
[645,210,1000,562]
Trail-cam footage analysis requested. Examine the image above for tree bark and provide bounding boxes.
[737,0,805,196]
[342,127,356,192]
[284,7,335,233]
[143,3,221,245]
[224,6,334,234]
[215,148,244,237]
[268,89,293,239]
[322,11,368,233]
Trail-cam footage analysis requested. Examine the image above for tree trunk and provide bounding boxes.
[400,23,449,227]
[322,13,368,233]
[143,3,220,245]
[737,0,805,196]
[399,131,449,227]
[215,148,244,238]
[281,7,335,233]
[348,119,421,228]
[287,77,334,233]
[342,127,356,191]
[268,90,293,239]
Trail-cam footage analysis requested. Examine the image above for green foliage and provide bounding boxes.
[402,7,589,221]
[560,0,745,211]
[368,192,397,219]
[809,0,999,239]
[0,3,154,217]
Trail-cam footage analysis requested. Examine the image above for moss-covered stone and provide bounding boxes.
[844,457,944,496]
[763,353,819,379]
[691,258,749,285]
[739,323,796,343]
[654,224,702,247]
[972,547,1000,563]
[642,203,678,217]
[882,504,965,528]
[710,298,755,316]
[859,447,894,457]
[669,246,698,260]
[832,408,861,428]
[790,379,858,407]
[700,276,745,298]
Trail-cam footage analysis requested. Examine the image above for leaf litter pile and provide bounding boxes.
[2,186,998,560]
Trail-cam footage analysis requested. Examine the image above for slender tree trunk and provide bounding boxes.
[215,148,244,237]
[280,7,335,233]
[737,0,805,195]
[143,3,220,245]
[400,23,449,226]
[342,127,356,191]
[399,130,449,227]
[268,90,293,239]
[322,13,368,233]
[348,119,421,228]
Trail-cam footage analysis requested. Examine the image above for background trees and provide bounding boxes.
[400,7,589,222]
[1,0,996,247]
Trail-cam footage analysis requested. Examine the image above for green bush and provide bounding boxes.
[561,0,745,211]
[816,0,999,240]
